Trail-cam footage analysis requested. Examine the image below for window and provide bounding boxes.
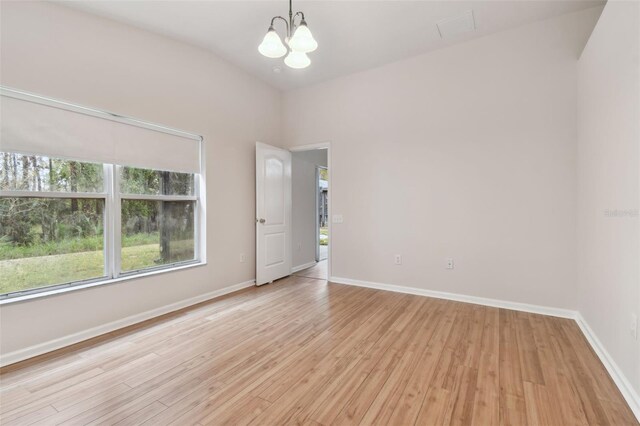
[0,87,204,300]
[119,167,197,273]
[0,153,202,299]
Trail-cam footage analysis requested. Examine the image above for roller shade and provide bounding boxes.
[0,88,201,174]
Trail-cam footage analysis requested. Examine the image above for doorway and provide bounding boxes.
[290,146,329,280]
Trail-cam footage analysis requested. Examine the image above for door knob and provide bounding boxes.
[257,218,266,224]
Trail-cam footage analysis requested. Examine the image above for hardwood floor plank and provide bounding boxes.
[548,319,612,425]
[515,311,545,385]
[499,309,529,425]
[471,350,499,426]
[2,404,57,426]
[0,276,636,426]
[500,393,528,426]
[442,364,479,425]
[112,401,168,426]
[415,386,452,425]
[530,313,588,425]
[523,381,560,426]
[26,383,132,426]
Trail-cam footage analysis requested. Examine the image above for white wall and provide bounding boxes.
[577,0,640,397]
[292,149,328,268]
[0,2,281,357]
[283,8,602,310]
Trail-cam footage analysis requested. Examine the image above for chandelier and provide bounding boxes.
[258,0,318,69]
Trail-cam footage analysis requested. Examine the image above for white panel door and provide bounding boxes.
[256,142,292,285]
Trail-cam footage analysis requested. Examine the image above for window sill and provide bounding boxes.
[0,261,207,306]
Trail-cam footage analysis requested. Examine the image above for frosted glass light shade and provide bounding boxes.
[284,51,311,69]
[289,22,317,53]
[258,27,287,58]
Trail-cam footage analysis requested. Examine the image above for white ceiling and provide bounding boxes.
[59,0,604,91]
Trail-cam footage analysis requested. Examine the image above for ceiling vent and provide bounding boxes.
[436,10,476,39]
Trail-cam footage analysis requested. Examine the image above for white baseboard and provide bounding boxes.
[291,261,317,273]
[329,275,640,421]
[0,279,256,367]
[575,313,640,420]
[329,276,576,318]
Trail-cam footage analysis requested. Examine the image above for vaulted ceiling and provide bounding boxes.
[60,1,604,90]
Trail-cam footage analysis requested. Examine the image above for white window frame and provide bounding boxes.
[116,164,200,277]
[0,147,205,302]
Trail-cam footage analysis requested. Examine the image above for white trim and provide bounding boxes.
[329,276,576,318]
[0,278,255,367]
[113,165,123,279]
[119,193,197,201]
[575,313,640,420]
[289,142,330,152]
[329,275,640,421]
[292,261,317,273]
[0,261,205,304]
[103,164,114,279]
[194,137,206,265]
[315,165,328,262]
[315,166,320,263]
[0,190,107,199]
[196,136,206,264]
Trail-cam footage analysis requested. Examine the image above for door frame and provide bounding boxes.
[289,142,331,280]
[316,165,328,262]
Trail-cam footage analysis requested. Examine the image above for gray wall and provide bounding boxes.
[577,0,640,398]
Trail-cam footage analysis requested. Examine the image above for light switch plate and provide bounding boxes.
[332,214,344,224]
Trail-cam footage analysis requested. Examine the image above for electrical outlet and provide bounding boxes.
[394,254,402,265]
[631,313,638,340]
[446,258,454,269]
[240,253,246,263]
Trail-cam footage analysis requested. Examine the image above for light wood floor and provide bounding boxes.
[293,260,328,280]
[0,276,636,425]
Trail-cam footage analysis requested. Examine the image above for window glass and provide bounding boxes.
[121,200,195,272]
[120,167,194,196]
[0,153,200,299]
[0,198,105,295]
[0,152,104,192]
